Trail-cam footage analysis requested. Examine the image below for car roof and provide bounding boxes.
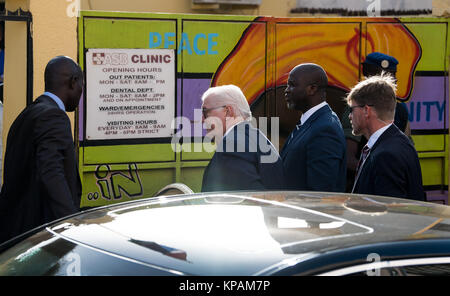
[13,191,450,275]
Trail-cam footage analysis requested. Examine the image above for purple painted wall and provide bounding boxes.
[79,75,449,141]
[178,78,211,137]
[406,76,448,131]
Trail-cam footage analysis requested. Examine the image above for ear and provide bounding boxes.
[306,84,318,96]
[225,105,235,117]
[69,75,77,90]
[364,105,372,118]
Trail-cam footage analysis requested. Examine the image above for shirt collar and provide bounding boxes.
[300,101,327,125]
[367,123,393,149]
[43,91,65,111]
[223,120,245,138]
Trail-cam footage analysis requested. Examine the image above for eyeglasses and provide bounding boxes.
[202,105,226,118]
[349,104,374,113]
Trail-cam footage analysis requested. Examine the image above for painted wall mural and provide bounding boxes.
[87,163,143,202]
[80,12,449,207]
[212,17,421,104]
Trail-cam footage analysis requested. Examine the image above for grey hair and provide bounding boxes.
[201,85,252,121]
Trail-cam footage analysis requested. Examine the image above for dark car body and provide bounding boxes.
[1,191,450,276]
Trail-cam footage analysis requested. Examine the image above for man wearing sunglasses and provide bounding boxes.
[341,52,411,192]
[281,63,346,192]
[347,74,425,200]
[200,85,285,192]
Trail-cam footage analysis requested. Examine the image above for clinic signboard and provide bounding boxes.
[85,48,175,140]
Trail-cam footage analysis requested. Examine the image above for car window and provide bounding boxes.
[348,264,450,276]
[0,231,181,275]
[319,257,450,276]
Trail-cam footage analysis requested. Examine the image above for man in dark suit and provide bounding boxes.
[281,63,346,192]
[201,85,285,191]
[0,56,83,244]
[341,52,411,192]
[347,73,425,200]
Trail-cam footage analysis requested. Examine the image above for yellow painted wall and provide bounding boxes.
[29,1,78,98]
[3,0,297,154]
[28,0,78,132]
[3,0,30,173]
[3,0,78,147]
[1,0,449,194]
[3,21,27,144]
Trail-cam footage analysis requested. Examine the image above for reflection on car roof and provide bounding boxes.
[47,191,450,275]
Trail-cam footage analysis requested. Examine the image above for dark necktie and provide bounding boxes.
[355,145,370,179]
[286,122,302,146]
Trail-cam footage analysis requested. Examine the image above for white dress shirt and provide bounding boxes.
[300,101,328,125]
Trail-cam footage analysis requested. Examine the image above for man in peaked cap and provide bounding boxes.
[362,52,399,74]
[362,52,410,134]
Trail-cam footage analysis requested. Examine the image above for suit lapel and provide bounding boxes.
[352,124,398,191]
[35,95,60,108]
[281,105,330,158]
[370,124,398,152]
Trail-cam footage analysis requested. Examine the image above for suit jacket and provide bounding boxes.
[352,124,425,201]
[0,95,81,243]
[201,121,285,192]
[281,104,347,192]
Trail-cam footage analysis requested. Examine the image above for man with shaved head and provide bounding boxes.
[281,63,346,191]
[0,56,83,244]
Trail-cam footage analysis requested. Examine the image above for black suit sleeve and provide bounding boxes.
[34,108,78,217]
[203,151,265,191]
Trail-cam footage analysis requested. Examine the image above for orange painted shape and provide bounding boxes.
[366,23,421,100]
[213,17,421,104]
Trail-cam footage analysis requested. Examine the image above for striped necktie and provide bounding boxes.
[355,145,370,179]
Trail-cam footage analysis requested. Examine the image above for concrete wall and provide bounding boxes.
[78,0,450,17]
[79,0,296,17]
[433,0,450,16]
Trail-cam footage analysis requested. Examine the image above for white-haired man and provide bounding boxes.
[201,85,285,191]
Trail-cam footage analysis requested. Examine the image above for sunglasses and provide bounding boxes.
[349,104,374,113]
[202,105,226,118]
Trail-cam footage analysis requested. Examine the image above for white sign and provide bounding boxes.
[86,48,175,140]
